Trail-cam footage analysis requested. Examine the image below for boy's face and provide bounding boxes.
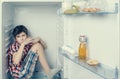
[15,32,27,44]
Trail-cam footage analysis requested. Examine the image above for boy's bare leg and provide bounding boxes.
[30,43,50,74]
[30,43,61,79]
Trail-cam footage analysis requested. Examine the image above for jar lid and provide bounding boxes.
[79,35,87,42]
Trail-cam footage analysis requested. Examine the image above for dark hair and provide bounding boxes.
[12,25,28,38]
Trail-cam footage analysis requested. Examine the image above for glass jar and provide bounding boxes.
[78,35,87,60]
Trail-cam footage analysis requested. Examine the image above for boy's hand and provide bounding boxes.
[32,37,40,44]
[22,37,33,46]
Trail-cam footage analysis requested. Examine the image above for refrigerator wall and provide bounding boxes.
[2,3,15,79]
[0,2,2,79]
[1,2,62,79]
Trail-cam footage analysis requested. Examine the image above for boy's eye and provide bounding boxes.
[22,35,25,36]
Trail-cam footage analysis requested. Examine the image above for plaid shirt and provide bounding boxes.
[7,41,33,78]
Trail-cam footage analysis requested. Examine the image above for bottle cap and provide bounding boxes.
[79,35,87,42]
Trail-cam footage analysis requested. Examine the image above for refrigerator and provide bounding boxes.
[0,0,119,79]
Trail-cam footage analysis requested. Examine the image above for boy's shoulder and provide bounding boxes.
[8,42,19,52]
[9,42,17,48]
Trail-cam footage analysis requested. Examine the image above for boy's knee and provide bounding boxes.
[34,43,43,49]
[30,43,43,52]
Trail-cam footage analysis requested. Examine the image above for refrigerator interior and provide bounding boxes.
[1,0,119,79]
[2,2,63,79]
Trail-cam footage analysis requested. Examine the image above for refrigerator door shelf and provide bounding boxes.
[59,47,119,79]
[60,3,118,15]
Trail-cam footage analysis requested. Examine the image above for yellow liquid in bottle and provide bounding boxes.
[79,42,86,59]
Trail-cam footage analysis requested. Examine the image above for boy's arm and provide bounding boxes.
[32,37,47,49]
[13,44,25,65]
[13,37,33,65]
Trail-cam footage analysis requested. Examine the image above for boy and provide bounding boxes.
[7,25,61,79]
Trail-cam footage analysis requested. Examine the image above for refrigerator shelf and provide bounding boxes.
[60,3,118,15]
[59,47,119,79]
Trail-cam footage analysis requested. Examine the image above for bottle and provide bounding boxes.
[78,35,87,60]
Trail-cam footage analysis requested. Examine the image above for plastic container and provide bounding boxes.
[82,0,107,12]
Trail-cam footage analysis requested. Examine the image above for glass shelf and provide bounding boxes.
[60,3,118,15]
[59,47,119,79]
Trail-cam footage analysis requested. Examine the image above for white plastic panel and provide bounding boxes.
[1,0,62,2]
[0,2,2,79]
[64,57,104,79]
[2,3,14,79]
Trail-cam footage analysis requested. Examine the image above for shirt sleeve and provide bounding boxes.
[7,45,15,67]
[7,44,21,78]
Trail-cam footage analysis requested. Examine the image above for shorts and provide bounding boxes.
[18,51,38,79]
